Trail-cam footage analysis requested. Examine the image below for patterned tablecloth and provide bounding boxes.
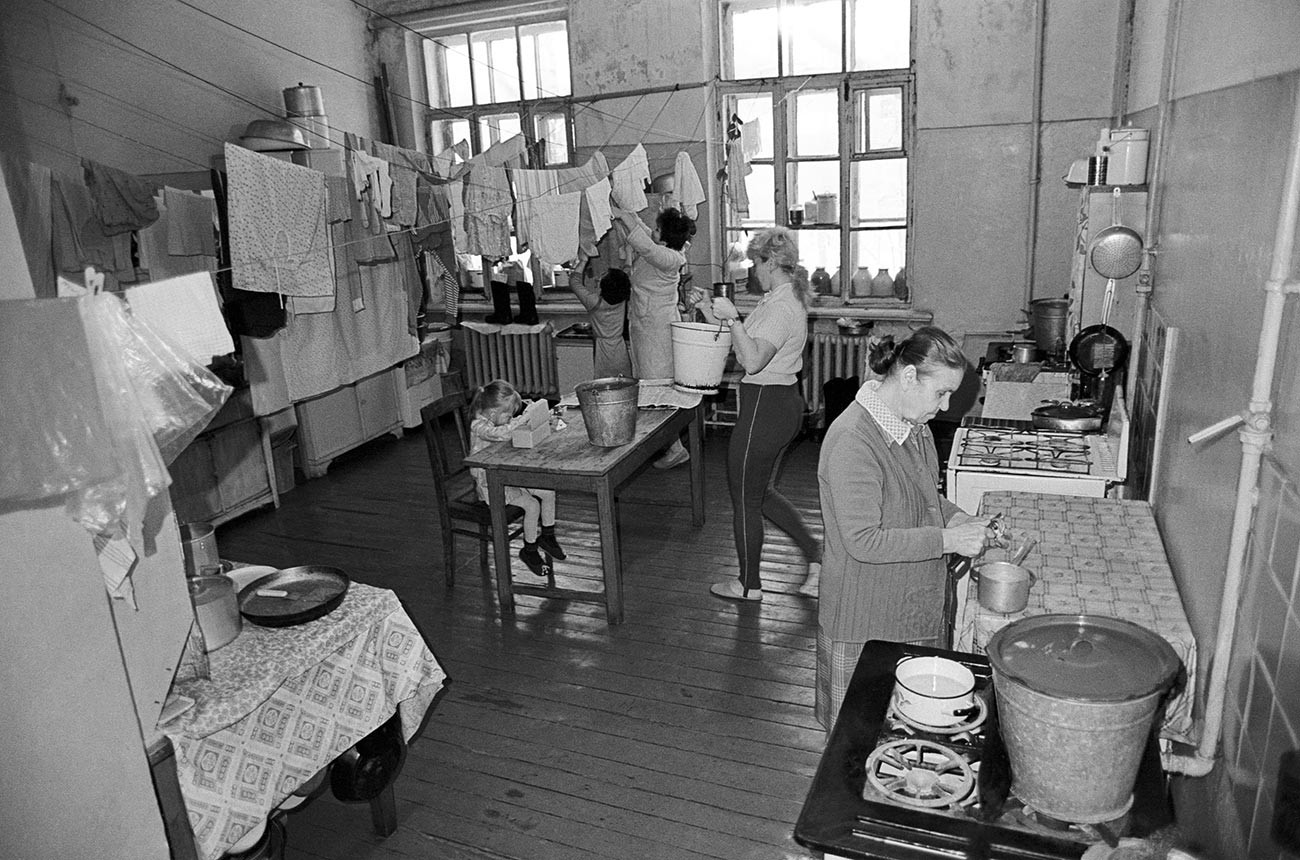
[955,492,1197,745]
[158,582,446,860]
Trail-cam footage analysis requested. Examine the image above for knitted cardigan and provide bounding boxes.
[816,401,964,644]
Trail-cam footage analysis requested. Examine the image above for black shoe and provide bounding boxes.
[536,532,566,560]
[519,546,548,577]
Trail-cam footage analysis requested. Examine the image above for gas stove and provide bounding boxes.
[954,428,1096,475]
[794,641,1172,860]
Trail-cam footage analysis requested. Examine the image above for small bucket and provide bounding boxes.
[575,378,639,447]
[670,321,733,395]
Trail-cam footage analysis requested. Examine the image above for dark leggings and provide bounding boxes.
[727,382,820,591]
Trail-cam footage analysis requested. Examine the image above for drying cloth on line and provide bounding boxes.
[124,272,235,364]
[323,176,352,223]
[511,154,609,250]
[164,188,217,256]
[525,190,583,266]
[447,178,468,257]
[138,192,217,281]
[465,134,528,170]
[224,143,333,298]
[584,177,613,246]
[50,170,128,276]
[463,165,513,257]
[82,158,159,235]
[0,152,54,297]
[427,250,459,320]
[287,293,335,315]
[369,140,419,227]
[611,144,649,211]
[672,151,706,219]
[348,148,392,229]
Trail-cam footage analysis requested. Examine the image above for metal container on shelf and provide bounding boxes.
[283,84,325,117]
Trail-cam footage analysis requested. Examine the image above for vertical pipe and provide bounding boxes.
[1022,0,1047,310]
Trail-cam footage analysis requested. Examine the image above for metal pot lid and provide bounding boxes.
[986,613,1180,701]
[1032,400,1103,420]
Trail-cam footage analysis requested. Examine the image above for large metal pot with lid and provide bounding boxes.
[986,614,1181,823]
[1030,399,1104,432]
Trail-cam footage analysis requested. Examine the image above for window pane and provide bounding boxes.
[534,112,569,166]
[740,163,775,226]
[788,161,840,224]
[855,87,902,152]
[784,0,842,75]
[851,228,906,279]
[470,28,519,104]
[798,229,841,286]
[521,21,570,99]
[727,93,773,159]
[424,34,472,108]
[849,0,910,71]
[478,112,522,150]
[791,88,838,157]
[725,1,778,79]
[430,118,471,154]
[852,158,906,225]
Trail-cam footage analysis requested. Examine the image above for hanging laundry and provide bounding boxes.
[610,143,649,211]
[526,190,583,266]
[50,171,132,281]
[370,140,422,227]
[447,178,469,256]
[223,143,333,298]
[583,177,613,246]
[672,151,706,219]
[82,159,159,235]
[164,188,217,256]
[348,149,392,225]
[463,166,513,257]
[466,134,528,170]
[427,251,459,321]
[511,153,609,248]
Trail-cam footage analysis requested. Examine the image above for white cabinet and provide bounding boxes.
[295,367,404,478]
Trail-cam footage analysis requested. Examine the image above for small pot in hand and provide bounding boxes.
[972,561,1036,614]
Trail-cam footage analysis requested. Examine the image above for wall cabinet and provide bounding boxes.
[169,389,278,526]
[295,367,404,478]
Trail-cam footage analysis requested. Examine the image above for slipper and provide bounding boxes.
[653,446,690,470]
[710,580,762,602]
[798,562,821,597]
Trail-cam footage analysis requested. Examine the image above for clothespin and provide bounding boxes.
[84,266,105,295]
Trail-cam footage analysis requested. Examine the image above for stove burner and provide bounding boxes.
[956,428,1095,475]
[864,739,976,809]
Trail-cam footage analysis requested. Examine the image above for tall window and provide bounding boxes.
[721,0,912,303]
[421,18,572,166]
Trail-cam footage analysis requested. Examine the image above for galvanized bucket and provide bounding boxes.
[575,377,638,446]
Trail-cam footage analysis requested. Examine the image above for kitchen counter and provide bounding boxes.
[956,491,1196,745]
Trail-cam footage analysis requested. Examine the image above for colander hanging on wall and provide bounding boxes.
[1089,187,1144,281]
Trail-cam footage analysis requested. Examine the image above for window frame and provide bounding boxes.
[419,18,575,167]
[718,1,915,305]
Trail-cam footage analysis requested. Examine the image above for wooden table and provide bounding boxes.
[464,404,704,624]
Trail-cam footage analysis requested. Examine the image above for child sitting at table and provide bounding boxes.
[468,379,567,576]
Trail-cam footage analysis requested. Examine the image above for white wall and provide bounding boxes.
[1125,1,1300,857]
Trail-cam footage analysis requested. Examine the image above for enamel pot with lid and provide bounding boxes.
[986,614,1182,823]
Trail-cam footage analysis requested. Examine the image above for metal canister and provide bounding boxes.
[283,83,325,117]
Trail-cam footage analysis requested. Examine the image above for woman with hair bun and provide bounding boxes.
[814,326,995,730]
[705,227,822,602]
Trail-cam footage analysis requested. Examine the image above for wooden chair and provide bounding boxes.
[420,389,524,588]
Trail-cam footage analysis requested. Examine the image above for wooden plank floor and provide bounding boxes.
[217,422,827,860]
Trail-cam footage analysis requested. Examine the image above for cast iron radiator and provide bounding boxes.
[802,332,870,416]
[462,324,559,400]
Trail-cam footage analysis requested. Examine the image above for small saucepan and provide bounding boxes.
[1010,342,1041,364]
[972,561,1036,614]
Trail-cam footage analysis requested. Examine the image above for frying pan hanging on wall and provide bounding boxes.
[1071,188,1137,380]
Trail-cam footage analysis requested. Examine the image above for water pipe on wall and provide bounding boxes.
[1021,0,1047,310]
[1161,68,1300,778]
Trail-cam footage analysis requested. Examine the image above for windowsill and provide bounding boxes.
[455,295,933,323]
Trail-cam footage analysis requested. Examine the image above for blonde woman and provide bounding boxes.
[706,227,822,601]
